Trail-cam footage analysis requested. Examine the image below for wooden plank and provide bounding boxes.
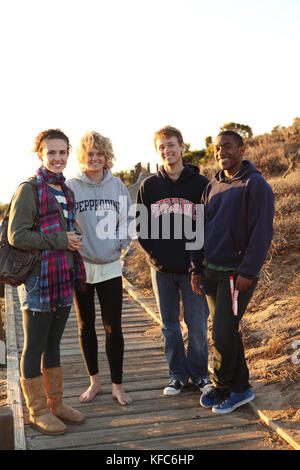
[60,347,165,364]
[53,378,175,399]
[61,370,171,389]
[5,285,26,450]
[61,355,167,374]
[60,335,160,347]
[122,277,162,327]
[59,343,162,357]
[74,430,271,451]
[25,415,264,450]
[53,393,207,418]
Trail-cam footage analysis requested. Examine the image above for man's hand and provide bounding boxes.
[191,273,203,295]
[235,275,253,291]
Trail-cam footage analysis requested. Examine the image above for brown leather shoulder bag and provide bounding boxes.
[0,181,39,286]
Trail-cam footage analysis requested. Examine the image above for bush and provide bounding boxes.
[0,203,9,219]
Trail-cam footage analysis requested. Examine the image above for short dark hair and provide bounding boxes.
[217,130,244,147]
[33,128,71,154]
[154,125,184,150]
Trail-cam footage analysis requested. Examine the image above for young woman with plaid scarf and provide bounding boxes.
[8,129,86,435]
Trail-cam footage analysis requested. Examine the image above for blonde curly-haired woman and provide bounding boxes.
[67,131,133,406]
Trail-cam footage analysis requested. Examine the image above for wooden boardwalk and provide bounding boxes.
[5,284,291,451]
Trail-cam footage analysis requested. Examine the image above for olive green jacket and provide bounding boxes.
[8,177,74,276]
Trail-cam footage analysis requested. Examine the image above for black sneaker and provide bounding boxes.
[163,379,186,396]
[193,378,212,393]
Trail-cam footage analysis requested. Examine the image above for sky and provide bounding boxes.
[0,0,299,203]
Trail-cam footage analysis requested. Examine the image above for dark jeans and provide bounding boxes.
[151,268,209,383]
[73,276,124,384]
[21,307,71,379]
[203,267,258,393]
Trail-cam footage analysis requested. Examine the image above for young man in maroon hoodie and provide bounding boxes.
[136,126,211,396]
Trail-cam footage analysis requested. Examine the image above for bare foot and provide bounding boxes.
[112,383,132,406]
[80,382,102,403]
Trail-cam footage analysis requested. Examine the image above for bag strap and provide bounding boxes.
[24,181,39,228]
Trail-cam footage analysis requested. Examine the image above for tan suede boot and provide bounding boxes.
[42,366,85,424]
[20,375,67,435]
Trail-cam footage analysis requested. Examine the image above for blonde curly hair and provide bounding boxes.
[76,131,115,171]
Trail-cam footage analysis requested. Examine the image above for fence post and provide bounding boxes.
[0,407,14,450]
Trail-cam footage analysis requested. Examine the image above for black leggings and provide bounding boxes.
[73,276,124,384]
[20,307,70,379]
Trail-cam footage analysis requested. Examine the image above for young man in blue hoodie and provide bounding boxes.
[136,126,211,396]
[191,130,274,414]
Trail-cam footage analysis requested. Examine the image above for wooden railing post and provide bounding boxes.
[0,407,14,450]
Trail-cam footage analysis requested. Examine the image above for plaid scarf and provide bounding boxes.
[36,166,86,311]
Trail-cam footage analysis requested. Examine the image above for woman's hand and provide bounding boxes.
[67,232,83,251]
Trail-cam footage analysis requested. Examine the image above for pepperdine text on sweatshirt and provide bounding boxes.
[136,164,209,273]
[190,160,274,279]
[66,169,133,265]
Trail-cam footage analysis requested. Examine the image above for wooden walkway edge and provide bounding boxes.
[5,281,299,451]
[5,285,26,450]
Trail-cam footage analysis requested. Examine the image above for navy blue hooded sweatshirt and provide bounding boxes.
[136,164,209,273]
[190,160,274,279]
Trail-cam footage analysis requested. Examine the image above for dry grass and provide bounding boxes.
[247,168,300,310]
[263,363,300,385]
[246,117,300,177]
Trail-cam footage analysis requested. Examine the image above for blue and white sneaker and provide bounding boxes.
[212,388,255,414]
[200,386,229,408]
